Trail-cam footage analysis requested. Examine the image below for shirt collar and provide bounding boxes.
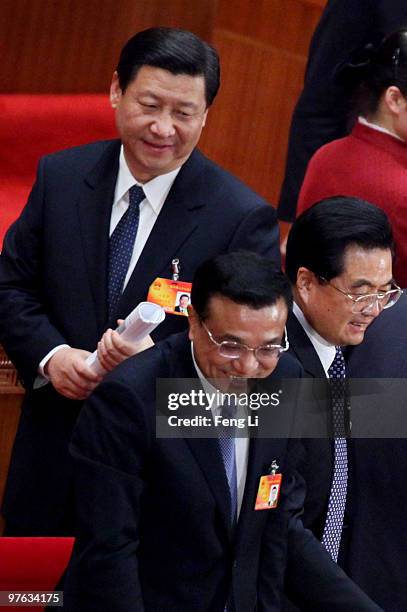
[292,302,336,376]
[358,116,404,142]
[191,342,223,414]
[114,145,181,213]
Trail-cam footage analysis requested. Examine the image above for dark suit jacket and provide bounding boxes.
[174,305,187,313]
[286,313,334,539]
[344,293,407,611]
[277,0,407,221]
[0,140,280,534]
[62,332,381,612]
[287,305,407,611]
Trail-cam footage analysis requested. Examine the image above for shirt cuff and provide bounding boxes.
[34,344,71,389]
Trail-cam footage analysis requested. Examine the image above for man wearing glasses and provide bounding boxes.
[284,196,398,609]
[62,251,380,611]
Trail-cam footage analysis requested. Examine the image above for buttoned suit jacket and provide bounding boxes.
[62,331,381,612]
[0,140,280,534]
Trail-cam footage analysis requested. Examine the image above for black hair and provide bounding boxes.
[179,294,189,300]
[116,27,220,106]
[338,29,407,116]
[191,251,292,320]
[285,197,394,283]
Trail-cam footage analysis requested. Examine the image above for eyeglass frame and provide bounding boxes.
[200,319,290,361]
[317,276,403,313]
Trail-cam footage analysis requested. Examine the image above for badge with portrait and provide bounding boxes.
[147,277,192,316]
[254,473,283,510]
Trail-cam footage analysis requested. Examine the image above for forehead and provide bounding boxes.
[205,295,287,343]
[338,245,393,286]
[127,65,206,105]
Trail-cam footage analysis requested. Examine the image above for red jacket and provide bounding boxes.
[298,122,407,287]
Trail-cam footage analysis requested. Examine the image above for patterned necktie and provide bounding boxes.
[321,346,348,561]
[218,398,238,525]
[108,185,145,318]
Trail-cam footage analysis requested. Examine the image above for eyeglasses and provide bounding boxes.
[201,321,289,362]
[318,277,403,314]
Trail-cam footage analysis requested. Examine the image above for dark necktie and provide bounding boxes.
[321,346,348,561]
[108,185,145,318]
[218,398,238,525]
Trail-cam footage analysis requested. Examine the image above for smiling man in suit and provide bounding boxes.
[62,251,381,612]
[0,27,280,536]
[283,196,399,608]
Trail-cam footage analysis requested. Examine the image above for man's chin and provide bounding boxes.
[344,331,366,346]
[228,376,249,391]
[209,376,249,394]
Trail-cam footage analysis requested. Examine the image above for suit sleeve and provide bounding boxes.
[0,157,69,388]
[285,514,383,611]
[277,0,373,222]
[63,377,151,612]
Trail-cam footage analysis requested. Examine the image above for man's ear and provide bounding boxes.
[201,109,208,128]
[384,85,406,115]
[110,71,122,108]
[188,305,199,341]
[296,267,315,304]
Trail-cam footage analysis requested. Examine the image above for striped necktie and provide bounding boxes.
[108,185,145,318]
[321,345,348,561]
[218,398,238,526]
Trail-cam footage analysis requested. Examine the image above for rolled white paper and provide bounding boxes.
[86,301,165,375]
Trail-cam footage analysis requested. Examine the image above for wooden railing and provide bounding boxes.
[0,345,24,533]
[0,345,23,394]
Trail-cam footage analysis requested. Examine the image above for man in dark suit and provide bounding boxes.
[62,251,381,611]
[0,28,279,535]
[283,196,400,609]
[343,292,407,610]
[278,0,407,223]
[174,293,190,313]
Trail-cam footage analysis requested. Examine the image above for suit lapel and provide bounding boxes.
[287,313,334,439]
[117,150,208,316]
[185,436,234,539]
[287,313,326,378]
[168,333,234,539]
[236,437,287,545]
[77,140,121,332]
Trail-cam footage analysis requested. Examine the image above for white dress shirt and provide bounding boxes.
[292,302,335,377]
[111,146,181,287]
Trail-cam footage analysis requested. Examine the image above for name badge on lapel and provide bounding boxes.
[254,460,282,510]
[147,277,192,316]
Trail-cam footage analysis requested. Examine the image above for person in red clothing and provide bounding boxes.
[298,29,407,288]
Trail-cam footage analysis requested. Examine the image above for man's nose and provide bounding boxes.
[150,111,176,138]
[232,350,259,376]
[362,297,383,318]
